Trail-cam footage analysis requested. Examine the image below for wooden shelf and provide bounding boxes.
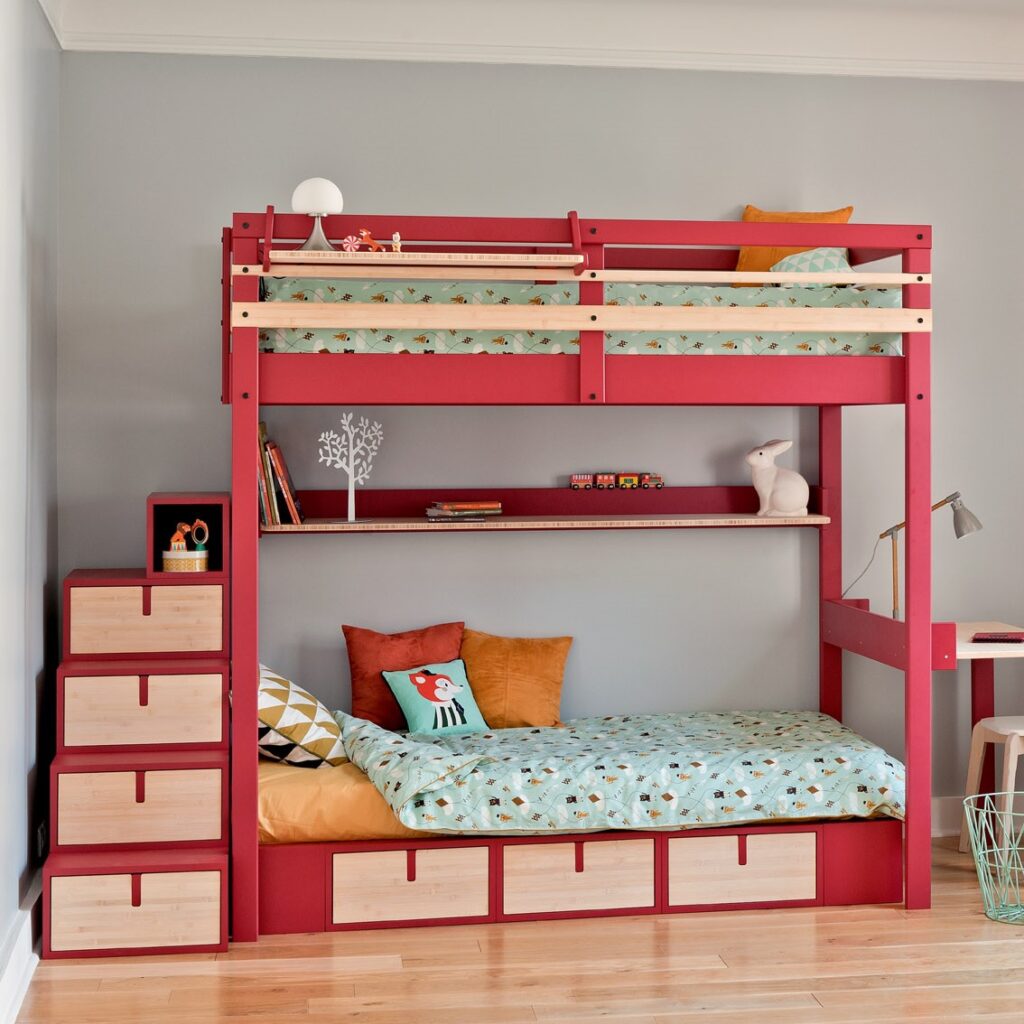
[266,250,584,269]
[262,512,829,534]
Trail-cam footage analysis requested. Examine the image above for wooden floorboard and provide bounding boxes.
[20,840,1024,1023]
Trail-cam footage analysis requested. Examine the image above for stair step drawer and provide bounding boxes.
[53,753,227,848]
[59,662,228,751]
[64,573,225,658]
[668,832,818,908]
[45,851,227,956]
[332,847,490,926]
[502,839,655,916]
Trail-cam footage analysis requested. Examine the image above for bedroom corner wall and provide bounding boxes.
[0,0,59,1011]
[57,53,1024,800]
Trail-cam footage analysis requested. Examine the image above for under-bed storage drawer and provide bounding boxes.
[53,752,228,848]
[65,574,225,658]
[44,851,227,957]
[58,662,228,751]
[502,838,655,916]
[332,846,491,926]
[667,831,818,908]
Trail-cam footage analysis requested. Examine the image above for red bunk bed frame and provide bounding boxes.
[224,211,936,943]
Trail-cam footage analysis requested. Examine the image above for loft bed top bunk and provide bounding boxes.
[224,210,932,408]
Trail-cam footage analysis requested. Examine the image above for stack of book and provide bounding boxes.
[426,500,503,522]
[258,422,305,527]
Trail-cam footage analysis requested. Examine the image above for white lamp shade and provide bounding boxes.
[291,177,344,216]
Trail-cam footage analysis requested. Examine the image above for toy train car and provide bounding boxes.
[569,472,665,490]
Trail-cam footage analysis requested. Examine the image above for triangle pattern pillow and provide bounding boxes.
[258,664,346,768]
[771,247,853,288]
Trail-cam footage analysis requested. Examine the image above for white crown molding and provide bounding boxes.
[36,0,1024,82]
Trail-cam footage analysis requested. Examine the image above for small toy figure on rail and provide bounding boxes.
[163,519,210,572]
[570,472,665,490]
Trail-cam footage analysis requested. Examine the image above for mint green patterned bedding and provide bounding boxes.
[337,710,905,835]
[260,278,902,356]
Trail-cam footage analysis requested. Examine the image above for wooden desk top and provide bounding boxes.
[956,622,1024,661]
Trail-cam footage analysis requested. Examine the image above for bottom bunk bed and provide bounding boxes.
[256,710,907,933]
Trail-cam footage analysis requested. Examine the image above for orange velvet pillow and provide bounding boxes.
[734,204,854,274]
[460,628,572,729]
[344,621,464,731]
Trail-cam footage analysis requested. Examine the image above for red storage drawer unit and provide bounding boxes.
[44,849,228,958]
[58,660,229,753]
[63,569,228,660]
[51,750,228,851]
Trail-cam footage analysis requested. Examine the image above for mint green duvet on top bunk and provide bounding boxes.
[260,277,903,357]
[337,709,905,835]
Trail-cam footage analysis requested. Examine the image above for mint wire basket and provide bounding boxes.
[963,793,1024,924]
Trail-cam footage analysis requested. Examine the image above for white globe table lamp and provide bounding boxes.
[291,177,344,251]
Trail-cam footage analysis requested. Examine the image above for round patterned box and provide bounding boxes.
[161,549,209,573]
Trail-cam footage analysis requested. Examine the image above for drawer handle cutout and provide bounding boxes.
[130,874,142,908]
[406,849,416,883]
[138,675,149,707]
[574,842,585,873]
[737,835,747,867]
[135,772,146,804]
[141,587,152,617]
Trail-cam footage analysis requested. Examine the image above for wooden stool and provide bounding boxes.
[959,716,1024,853]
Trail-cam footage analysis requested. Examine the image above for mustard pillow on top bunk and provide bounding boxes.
[735,204,854,274]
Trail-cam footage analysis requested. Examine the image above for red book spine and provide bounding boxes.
[256,441,271,526]
[267,443,302,525]
[434,501,503,511]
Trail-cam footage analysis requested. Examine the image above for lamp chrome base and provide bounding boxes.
[298,215,336,252]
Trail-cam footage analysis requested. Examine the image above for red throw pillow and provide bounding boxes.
[343,622,465,730]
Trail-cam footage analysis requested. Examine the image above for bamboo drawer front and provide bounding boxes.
[49,870,222,953]
[66,583,224,656]
[332,847,490,925]
[60,669,226,750]
[44,850,228,957]
[54,756,227,848]
[667,832,817,907]
[502,839,655,916]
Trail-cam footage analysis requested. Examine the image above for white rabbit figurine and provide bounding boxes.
[745,439,809,517]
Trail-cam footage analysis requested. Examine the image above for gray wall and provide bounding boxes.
[0,0,58,974]
[59,54,1024,797]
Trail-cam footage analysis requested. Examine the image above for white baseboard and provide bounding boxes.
[0,893,39,1024]
[933,794,965,838]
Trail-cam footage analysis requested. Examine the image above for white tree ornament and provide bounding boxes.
[317,413,384,522]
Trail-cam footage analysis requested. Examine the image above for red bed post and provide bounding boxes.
[230,228,261,940]
[819,405,842,721]
[578,241,605,404]
[903,240,932,909]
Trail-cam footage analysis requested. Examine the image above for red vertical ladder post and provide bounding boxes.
[578,234,605,405]
[903,240,932,910]
[230,223,262,940]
